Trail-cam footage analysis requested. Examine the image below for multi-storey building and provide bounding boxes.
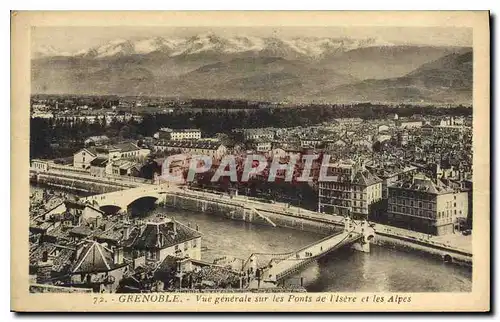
[253,139,272,153]
[158,128,202,140]
[127,217,202,264]
[236,128,275,141]
[73,142,150,169]
[153,140,227,160]
[396,119,423,129]
[366,163,418,222]
[387,175,469,235]
[318,159,383,219]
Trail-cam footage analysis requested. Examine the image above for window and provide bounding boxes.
[148,251,157,260]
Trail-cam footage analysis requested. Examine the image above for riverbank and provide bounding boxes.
[373,232,472,266]
[161,189,472,266]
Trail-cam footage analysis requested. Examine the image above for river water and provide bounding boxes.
[149,207,472,292]
[31,185,472,292]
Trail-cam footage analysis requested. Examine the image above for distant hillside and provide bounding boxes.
[159,57,357,101]
[322,50,473,104]
[319,45,469,80]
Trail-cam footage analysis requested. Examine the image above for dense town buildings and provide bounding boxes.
[29,97,474,293]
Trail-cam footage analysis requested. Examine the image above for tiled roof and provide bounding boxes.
[46,225,73,241]
[30,221,54,232]
[154,255,179,275]
[70,241,125,273]
[81,147,98,157]
[30,242,76,273]
[113,142,142,153]
[69,225,102,238]
[131,219,201,250]
[160,128,201,133]
[95,223,137,245]
[392,176,455,194]
[352,170,382,186]
[90,157,108,167]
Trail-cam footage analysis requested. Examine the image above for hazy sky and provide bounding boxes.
[32,26,472,53]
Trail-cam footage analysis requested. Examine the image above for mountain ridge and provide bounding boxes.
[31,35,472,104]
[33,34,398,60]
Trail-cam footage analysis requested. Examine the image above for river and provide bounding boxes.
[31,185,472,292]
[148,207,472,292]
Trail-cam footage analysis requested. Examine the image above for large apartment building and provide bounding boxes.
[158,128,202,141]
[387,175,469,235]
[153,140,227,160]
[318,159,383,220]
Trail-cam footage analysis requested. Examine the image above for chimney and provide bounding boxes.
[166,220,177,235]
[36,251,53,284]
[156,233,165,248]
[113,247,124,265]
[122,226,131,240]
[95,216,102,229]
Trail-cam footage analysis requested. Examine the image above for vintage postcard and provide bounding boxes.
[11,11,490,312]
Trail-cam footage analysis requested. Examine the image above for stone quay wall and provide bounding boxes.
[162,193,338,236]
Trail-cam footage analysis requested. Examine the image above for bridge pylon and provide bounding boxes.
[344,217,375,253]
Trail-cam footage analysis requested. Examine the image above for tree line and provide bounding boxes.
[30,104,472,159]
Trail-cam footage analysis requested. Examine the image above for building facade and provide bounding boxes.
[318,160,383,219]
[158,128,202,140]
[387,175,469,235]
[154,141,227,160]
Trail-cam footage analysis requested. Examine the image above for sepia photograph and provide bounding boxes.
[11,10,490,312]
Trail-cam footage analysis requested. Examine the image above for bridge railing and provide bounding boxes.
[272,232,362,281]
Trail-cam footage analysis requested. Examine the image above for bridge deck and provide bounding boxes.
[247,230,362,289]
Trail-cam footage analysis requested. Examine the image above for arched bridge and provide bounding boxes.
[83,184,172,214]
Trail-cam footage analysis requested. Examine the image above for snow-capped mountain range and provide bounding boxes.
[33,33,395,59]
[31,32,472,104]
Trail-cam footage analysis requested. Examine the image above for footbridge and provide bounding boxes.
[82,184,175,214]
[244,218,375,289]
